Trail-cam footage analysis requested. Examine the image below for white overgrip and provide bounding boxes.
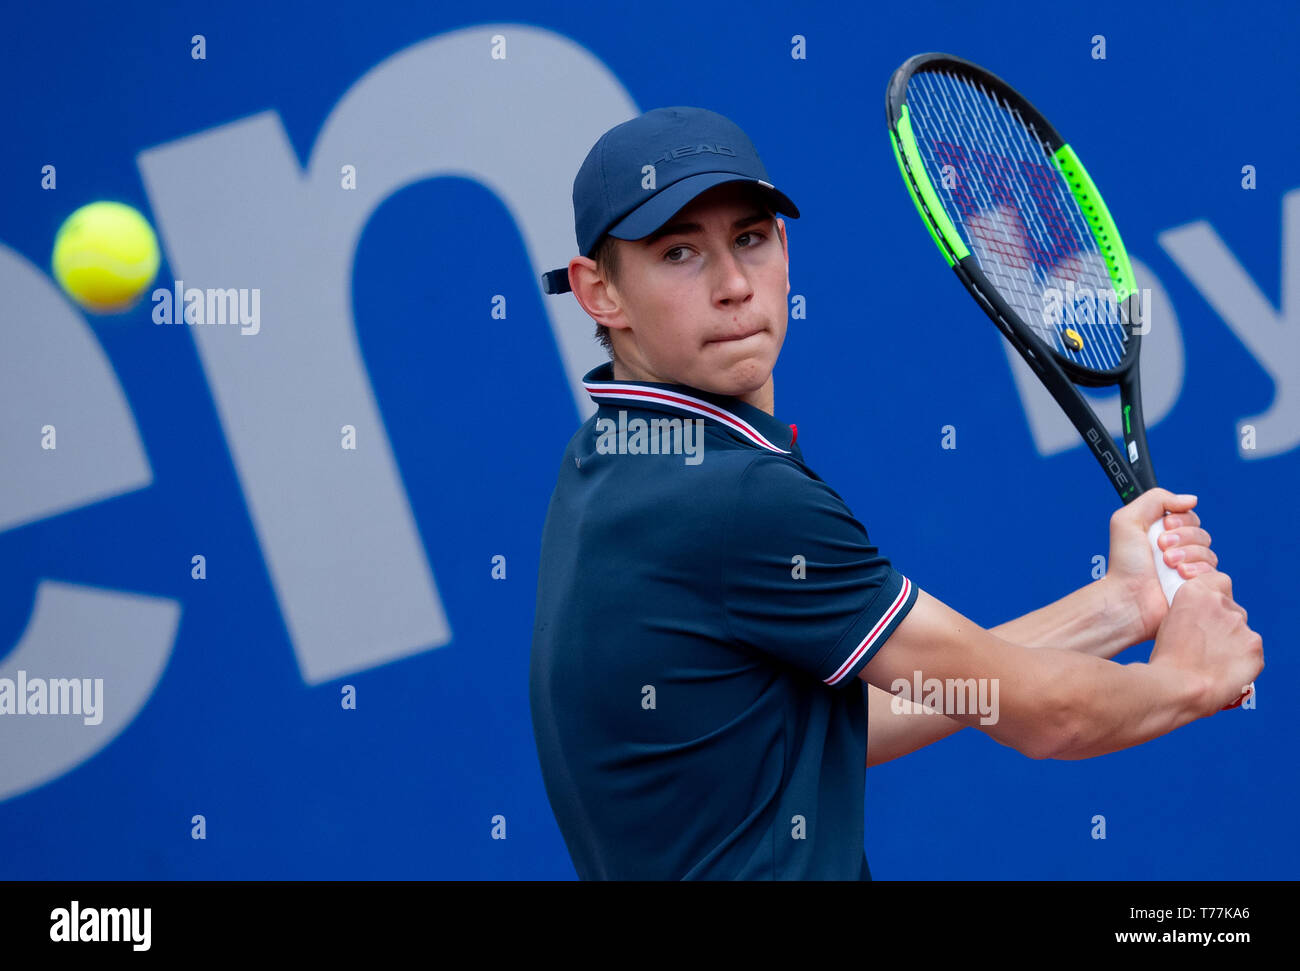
[1148,516,1188,606]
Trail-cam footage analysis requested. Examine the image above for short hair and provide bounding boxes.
[590,232,620,356]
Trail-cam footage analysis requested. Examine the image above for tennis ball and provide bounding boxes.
[52,201,161,314]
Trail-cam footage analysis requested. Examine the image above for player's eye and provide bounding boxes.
[664,232,766,263]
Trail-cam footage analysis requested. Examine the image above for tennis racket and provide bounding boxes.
[886,52,1185,606]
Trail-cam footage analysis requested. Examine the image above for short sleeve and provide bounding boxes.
[722,455,919,688]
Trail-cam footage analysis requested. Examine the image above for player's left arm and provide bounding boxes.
[866,489,1219,766]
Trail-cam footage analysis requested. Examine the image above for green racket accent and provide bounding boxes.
[1123,403,1132,434]
[1053,145,1136,302]
[892,105,970,265]
[890,130,949,263]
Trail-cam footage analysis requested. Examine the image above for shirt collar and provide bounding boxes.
[581,362,798,455]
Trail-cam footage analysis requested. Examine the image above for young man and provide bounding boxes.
[530,106,1262,880]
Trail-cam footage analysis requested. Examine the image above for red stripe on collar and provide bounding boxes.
[583,380,791,454]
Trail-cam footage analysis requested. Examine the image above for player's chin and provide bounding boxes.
[701,336,778,394]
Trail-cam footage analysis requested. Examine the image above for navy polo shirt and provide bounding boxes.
[529,362,918,880]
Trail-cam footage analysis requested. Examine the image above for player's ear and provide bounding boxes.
[569,256,622,325]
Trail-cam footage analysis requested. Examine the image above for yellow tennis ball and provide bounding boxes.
[52,201,161,314]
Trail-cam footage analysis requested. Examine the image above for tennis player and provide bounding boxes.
[529,107,1262,880]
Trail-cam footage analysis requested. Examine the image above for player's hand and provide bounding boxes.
[1148,570,1262,716]
[1104,488,1217,644]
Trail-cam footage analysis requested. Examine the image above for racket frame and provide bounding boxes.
[886,52,1158,501]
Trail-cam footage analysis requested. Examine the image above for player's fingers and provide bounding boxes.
[1167,542,1216,570]
[1163,532,1216,570]
[1172,542,1216,564]
[1121,489,1197,532]
[1177,560,1216,578]
[1154,490,1198,513]
[1160,526,1211,551]
[1163,509,1201,529]
[1200,569,1233,597]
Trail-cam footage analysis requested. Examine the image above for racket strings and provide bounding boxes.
[906,69,1128,372]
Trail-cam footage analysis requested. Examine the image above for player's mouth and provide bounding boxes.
[708,326,765,344]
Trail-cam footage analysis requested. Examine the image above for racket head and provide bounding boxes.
[886,53,1142,388]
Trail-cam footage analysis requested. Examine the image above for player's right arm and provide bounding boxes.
[859,571,1262,760]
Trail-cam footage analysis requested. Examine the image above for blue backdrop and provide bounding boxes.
[1,0,1296,879]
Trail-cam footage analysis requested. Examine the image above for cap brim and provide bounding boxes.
[606,172,799,243]
[541,173,799,296]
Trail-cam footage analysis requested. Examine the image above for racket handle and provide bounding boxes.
[1147,516,1187,606]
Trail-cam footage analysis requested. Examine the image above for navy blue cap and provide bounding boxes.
[542,106,800,295]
